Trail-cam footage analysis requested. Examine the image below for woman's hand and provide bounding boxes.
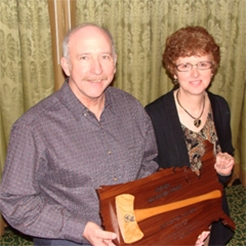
[195,231,210,246]
[214,152,234,176]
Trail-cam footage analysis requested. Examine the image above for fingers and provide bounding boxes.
[215,152,234,176]
[94,229,117,241]
[195,231,210,246]
[102,239,117,246]
[216,152,233,164]
[83,221,117,246]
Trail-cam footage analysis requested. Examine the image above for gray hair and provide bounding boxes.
[62,23,116,63]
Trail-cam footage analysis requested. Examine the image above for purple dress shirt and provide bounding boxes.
[0,81,158,244]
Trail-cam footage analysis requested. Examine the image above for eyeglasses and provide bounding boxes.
[175,61,213,72]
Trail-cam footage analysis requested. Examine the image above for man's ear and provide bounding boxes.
[61,57,70,76]
[114,54,117,73]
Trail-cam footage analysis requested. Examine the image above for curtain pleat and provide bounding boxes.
[47,0,76,90]
[0,0,54,176]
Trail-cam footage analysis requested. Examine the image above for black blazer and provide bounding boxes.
[145,90,234,245]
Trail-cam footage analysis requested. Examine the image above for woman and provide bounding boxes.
[145,26,234,245]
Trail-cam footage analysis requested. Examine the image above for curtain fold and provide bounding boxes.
[47,0,76,90]
[0,0,54,176]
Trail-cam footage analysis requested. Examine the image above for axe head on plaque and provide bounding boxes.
[115,194,144,244]
[115,190,222,244]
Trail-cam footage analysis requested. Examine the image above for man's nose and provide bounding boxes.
[91,58,103,74]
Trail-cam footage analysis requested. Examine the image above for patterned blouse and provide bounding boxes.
[181,107,221,176]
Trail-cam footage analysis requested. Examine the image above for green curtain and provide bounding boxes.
[0,0,54,175]
[76,0,246,184]
[0,0,245,184]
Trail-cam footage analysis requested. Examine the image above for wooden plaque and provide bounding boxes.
[97,141,235,245]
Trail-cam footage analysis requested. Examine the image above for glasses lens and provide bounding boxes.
[197,61,212,70]
[176,63,191,72]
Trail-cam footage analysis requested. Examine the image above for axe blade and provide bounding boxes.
[115,194,144,244]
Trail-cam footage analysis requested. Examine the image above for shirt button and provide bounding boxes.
[108,150,111,155]
[84,113,87,116]
[114,177,117,180]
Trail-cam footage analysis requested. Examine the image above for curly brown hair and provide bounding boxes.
[162,26,220,78]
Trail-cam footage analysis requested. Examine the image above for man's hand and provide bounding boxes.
[83,221,117,246]
[214,152,234,176]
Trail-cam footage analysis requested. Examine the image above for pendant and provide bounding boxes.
[194,119,201,127]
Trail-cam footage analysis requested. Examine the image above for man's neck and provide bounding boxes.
[84,95,105,121]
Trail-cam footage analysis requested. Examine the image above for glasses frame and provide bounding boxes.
[175,61,214,72]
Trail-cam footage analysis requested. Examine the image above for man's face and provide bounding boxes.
[61,26,116,106]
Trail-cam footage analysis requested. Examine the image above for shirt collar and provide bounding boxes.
[57,80,115,121]
[104,86,115,114]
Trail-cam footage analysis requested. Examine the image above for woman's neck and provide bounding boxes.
[175,89,208,131]
[176,89,206,113]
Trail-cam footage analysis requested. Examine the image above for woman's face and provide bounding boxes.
[174,55,213,95]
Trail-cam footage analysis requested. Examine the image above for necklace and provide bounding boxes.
[176,90,205,128]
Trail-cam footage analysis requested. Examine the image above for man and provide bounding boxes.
[0,24,158,245]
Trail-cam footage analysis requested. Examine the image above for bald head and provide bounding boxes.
[62,24,116,62]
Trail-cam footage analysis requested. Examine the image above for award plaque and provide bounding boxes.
[97,141,235,245]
